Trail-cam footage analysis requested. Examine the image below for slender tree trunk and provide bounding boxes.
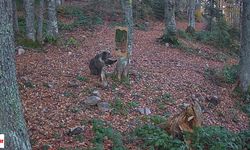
[37,0,45,43]
[175,0,182,18]
[186,0,196,33]
[120,0,126,22]
[207,0,215,31]
[47,0,58,38]
[239,0,250,93]
[115,0,133,81]
[0,1,32,149]
[24,0,36,41]
[12,0,19,34]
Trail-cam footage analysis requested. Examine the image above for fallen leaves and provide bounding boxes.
[16,20,248,149]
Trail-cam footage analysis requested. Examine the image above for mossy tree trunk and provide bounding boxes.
[0,0,32,149]
[162,0,178,45]
[37,0,45,43]
[115,0,133,81]
[239,0,250,94]
[186,0,196,33]
[12,0,19,34]
[47,0,58,38]
[24,0,36,41]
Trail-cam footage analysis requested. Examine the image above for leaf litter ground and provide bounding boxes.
[16,21,249,149]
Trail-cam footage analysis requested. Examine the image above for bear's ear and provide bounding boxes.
[105,58,117,65]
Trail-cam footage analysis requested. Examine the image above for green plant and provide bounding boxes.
[92,119,125,150]
[159,33,180,47]
[158,93,175,104]
[70,106,80,113]
[149,115,167,125]
[44,35,57,44]
[63,91,76,98]
[73,134,84,142]
[177,29,192,40]
[66,37,78,46]
[52,132,61,139]
[42,144,50,150]
[17,37,42,49]
[112,98,128,115]
[204,65,239,85]
[76,75,88,82]
[238,130,250,149]
[186,126,245,150]
[222,65,239,84]
[135,124,187,150]
[128,101,140,108]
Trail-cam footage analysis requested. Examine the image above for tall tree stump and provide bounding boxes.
[114,27,129,81]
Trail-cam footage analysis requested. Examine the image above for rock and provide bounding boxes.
[207,95,220,106]
[92,90,101,97]
[179,103,190,109]
[85,96,101,106]
[138,107,151,115]
[98,102,111,112]
[17,47,25,55]
[68,80,79,88]
[192,93,206,102]
[177,62,181,67]
[165,43,170,47]
[67,126,84,136]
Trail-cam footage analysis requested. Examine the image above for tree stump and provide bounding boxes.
[114,27,129,81]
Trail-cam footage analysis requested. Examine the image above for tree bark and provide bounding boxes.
[24,0,36,41]
[12,0,19,34]
[37,0,45,43]
[115,0,133,81]
[0,0,32,149]
[47,0,58,38]
[164,0,177,36]
[186,0,196,33]
[55,0,64,7]
[239,0,250,93]
[162,0,178,45]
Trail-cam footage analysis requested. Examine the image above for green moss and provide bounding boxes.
[17,37,42,49]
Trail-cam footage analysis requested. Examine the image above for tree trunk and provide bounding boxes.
[37,0,45,43]
[47,0,58,38]
[164,0,177,36]
[207,0,215,31]
[239,0,250,93]
[55,0,64,7]
[162,0,178,45]
[175,0,182,18]
[115,0,133,81]
[12,0,19,34]
[195,0,202,22]
[186,0,196,33]
[24,0,36,41]
[0,1,32,149]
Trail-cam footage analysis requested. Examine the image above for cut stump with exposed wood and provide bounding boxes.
[114,27,129,81]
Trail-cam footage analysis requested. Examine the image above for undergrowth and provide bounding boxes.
[91,119,125,150]
[57,6,103,31]
[204,65,239,85]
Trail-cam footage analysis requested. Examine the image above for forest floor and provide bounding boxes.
[16,18,249,149]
